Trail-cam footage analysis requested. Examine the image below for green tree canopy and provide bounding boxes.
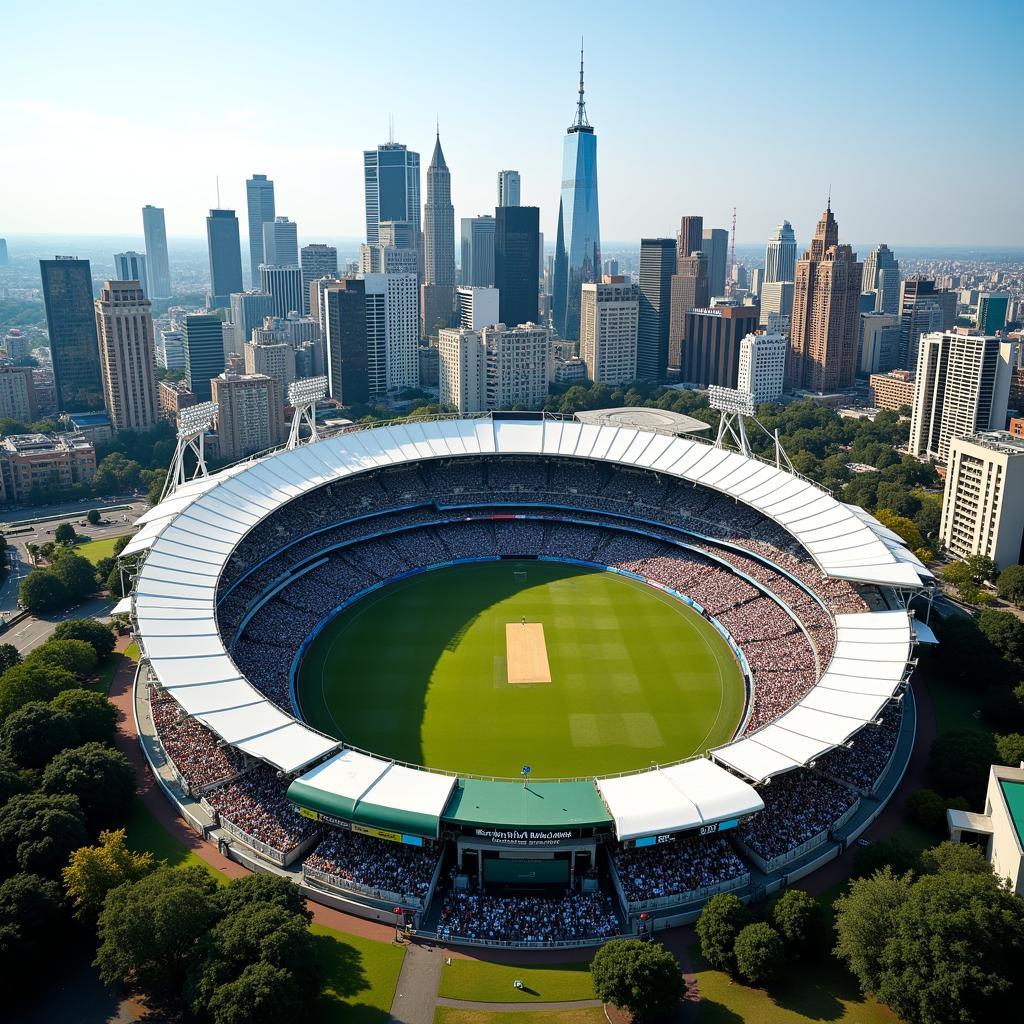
[50,618,116,660]
[0,701,77,770]
[919,841,993,877]
[873,509,924,552]
[0,791,88,877]
[928,730,998,805]
[205,962,300,1024]
[996,564,1024,607]
[770,888,826,955]
[0,644,21,675]
[213,871,310,921]
[95,864,220,996]
[977,609,1024,673]
[18,570,69,615]
[50,688,117,746]
[695,891,750,972]
[589,938,686,1020]
[86,509,101,526]
[0,662,78,720]
[26,638,97,679]
[42,742,135,831]
[0,753,33,808]
[62,828,153,921]
[0,872,64,976]
[46,548,97,601]
[734,921,786,985]
[54,522,77,545]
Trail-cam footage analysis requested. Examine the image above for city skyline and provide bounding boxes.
[3,1,1022,246]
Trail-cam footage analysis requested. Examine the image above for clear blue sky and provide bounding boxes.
[4,0,1022,247]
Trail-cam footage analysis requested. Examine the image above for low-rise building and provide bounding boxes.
[868,369,916,412]
[0,363,38,423]
[157,380,197,421]
[0,432,97,503]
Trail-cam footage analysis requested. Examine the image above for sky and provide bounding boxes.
[3,0,1022,248]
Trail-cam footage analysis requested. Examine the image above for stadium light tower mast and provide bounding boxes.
[287,376,328,450]
[708,386,795,473]
[161,401,218,502]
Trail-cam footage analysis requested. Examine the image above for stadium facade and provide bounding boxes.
[124,413,930,946]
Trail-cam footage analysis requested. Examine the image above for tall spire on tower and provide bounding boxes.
[571,40,590,131]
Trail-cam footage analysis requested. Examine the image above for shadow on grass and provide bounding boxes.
[765,960,856,1021]
[688,1001,744,1024]
[310,933,391,1024]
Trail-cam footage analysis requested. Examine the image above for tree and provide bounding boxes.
[63,828,153,920]
[875,483,921,520]
[590,938,686,1020]
[46,548,96,601]
[113,534,132,556]
[95,865,220,997]
[695,892,750,971]
[26,638,98,678]
[18,570,69,615]
[106,562,125,597]
[833,867,913,996]
[54,522,77,546]
[977,609,1024,673]
[0,754,32,807]
[206,962,299,1024]
[877,872,1024,1024]
[0,791,88,876]
[0,644,21,675]
[996,564,1024,607]
[770,889,825,956]
[0,662,78,720]
[873,509,925,552]
[213,871,310,921]
[852,837,919,878]
[996,732,1024,767]
[50,688,118,746]
[733,922,785,985]
[964,554,999,584]
[42,742,135,831]
[86,509,101,526]
[0,701,77,770]
[919,841,992,877]
[0,872,64,975]
[928,730,998,805]
[50,618,116,661]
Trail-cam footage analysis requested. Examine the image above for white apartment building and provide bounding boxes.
[940,431,1024,568]
[737,332,787,404]
[456,286,500,331]
[438,322,549,414]
[363,272,419,392]
[580,280,639,386]
[909,331,1017,464]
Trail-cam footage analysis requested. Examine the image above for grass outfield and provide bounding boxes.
[438,960,594,1002]
[311,924,405,1023]
[434,1010,605,1024]
[74,533,130,564]
[298,560,745,778]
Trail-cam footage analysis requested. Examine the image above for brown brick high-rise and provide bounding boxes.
[787,204,862,392]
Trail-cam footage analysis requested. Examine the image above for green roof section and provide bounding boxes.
[999,780,1024,848]
[286,779,442,840]
[442,779,613,830]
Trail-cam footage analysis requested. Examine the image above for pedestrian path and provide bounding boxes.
[391,942,445,1024]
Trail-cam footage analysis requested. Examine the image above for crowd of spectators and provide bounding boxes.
[738,770,858,863]
[436,887,620,944]
[304,829,440,900]
[612,834,747,904]
[151,689,243,793]
[815,701,902,792]
[204,765,318,854]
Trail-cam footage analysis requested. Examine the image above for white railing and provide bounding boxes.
[302,865,427,911]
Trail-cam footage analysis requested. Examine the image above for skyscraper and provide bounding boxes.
[113,251,148,297]
[899,277,956,368]
[245,174,276,286]
[363,142,421,246]
[636,239,676,380]
[211,371,284,460]
[910,331,1016,463]
[682,304,760,388]
[497,170,521,207]
[93,281,159,431]
[460,216,495,287]
[423,131,456,289]
[977,293,1010,335]
[206,209,243,310]
[299,244,338,316]
[39,257,104,412]
[363,273,419,392]
[182,314,226,403]
[862,243,900,314]
[456,287,500,331]
[230,291,276,352]
[668,251,710,373]
[323,280,369,405]
[764,221,797,284]
[738,332,787,404]
[494,206,540,328]
[701,228,729,297]
[787,203,863,392]
[552,49,601,341]
[259,265,304,319]
[141,205,171,298]
[262,216,298,268]
[580,279,639,386]
[677,216,703,260]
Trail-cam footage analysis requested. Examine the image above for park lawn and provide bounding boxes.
[926,670,989,737]
[122,798,225,883]
[434,1010,605,1024]
[692,949,899,1024]
[438,959,594,1002]
[311,924,405,1023]
[93,642,139,694]
[74,533,131,565]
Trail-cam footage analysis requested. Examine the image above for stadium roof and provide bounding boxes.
[130,414,923,833]
[443,779,613,830]
[573,407,712,436]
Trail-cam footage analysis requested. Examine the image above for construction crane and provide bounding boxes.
[726,206,737,297]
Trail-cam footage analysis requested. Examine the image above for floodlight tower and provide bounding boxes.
[287,376,328,449]
[708,385,795,472]
[161,401,218,502]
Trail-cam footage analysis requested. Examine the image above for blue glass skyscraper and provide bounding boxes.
[552,50,600,341]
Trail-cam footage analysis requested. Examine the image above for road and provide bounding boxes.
[0,497,150,614]
[3,595,117,654]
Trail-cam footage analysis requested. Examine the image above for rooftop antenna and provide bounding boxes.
[571,38,590,130]
[388,114,394,144]
[827,184,831,212]
[727,206,737,296]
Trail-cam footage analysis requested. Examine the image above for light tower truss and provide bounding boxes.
[708,385,794,473]
[161,401,218,502]
[287,376,328,449]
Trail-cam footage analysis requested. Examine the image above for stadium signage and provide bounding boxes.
[470,827,579,847]
[298,808,425,846]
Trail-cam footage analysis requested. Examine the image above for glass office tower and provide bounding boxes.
[552,51,600,341]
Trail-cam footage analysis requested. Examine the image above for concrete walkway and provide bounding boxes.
[391,942,445,1024]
